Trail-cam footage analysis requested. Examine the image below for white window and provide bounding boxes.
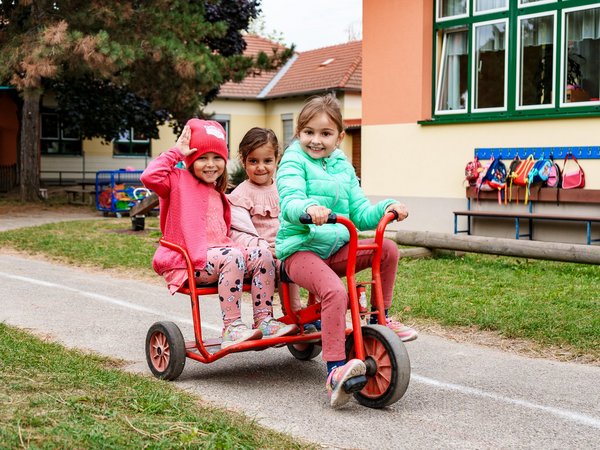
[438,0,468,21]
[561,5,600,106]
[436,28,469,114]
[281,113,294,147]
[475,0,508,15]
[516,12,556,109]
[472,19,508,112]
[211,114,231,154]
[519,0,557,8]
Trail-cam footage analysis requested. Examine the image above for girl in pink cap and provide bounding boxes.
[141,119,298,348]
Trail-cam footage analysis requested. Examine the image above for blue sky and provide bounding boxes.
[258,0,362,51]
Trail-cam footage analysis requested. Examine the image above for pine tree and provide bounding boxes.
[0,0,291,201]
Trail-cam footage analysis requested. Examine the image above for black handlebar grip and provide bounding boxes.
[299,213,337,224]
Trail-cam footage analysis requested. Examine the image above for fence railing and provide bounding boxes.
[0,164,17,192]
[40,170,97,186]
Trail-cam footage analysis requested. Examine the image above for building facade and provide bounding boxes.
[362,0,600,242]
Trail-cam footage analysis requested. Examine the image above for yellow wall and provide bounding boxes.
[362,117,600,199]
[41,92,362,178]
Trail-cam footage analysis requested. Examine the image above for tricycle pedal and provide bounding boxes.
[343,375,367,393]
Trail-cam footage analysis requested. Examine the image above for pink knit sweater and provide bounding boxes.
[140,146,232,275]
[228,179,280,249]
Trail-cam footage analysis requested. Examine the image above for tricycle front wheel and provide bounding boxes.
[145,321,186,381]
[345,324,410,408]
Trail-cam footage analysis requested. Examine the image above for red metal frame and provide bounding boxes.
[158,212,397,365]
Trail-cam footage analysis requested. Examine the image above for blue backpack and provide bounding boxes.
[526,158,552,204]
[477,157,507,204]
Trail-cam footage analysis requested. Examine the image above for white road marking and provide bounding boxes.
[412,375,600,430]
[3,271,600,430]
[0,271,221,332]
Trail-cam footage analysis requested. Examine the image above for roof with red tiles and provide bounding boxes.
[264,40,362,98]
[218,37,362,99]
[219,34,288,98]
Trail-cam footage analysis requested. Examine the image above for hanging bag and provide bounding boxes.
[562,153,585,189]
[464,156,482,187]
[505,156,521,203]
[545,155,562,205]
[525,158,552,204]
[477,157,507,204]
[513,155,535,187]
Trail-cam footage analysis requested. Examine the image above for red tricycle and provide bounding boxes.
[145,212,411,408]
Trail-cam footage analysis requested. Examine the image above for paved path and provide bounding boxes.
[0,206,99,232]
[1,251,599,449]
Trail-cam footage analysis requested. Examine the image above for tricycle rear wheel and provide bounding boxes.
[345,324,410,408]
[145,321,186,381]
[287,343,322,360]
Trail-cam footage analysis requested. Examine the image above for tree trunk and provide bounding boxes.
[19,90,42,202]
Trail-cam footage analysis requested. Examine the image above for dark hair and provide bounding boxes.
[296,94,344,136]
[238,127,280,164]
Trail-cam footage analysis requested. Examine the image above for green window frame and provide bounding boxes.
[40,111,82,156]
[113,128,151,157]
[432,0,600,123]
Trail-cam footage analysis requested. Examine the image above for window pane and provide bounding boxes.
[476,0,507,13]
[519,14,555,106]
[213,120,230,155]
[564,7,600,103]
[117,129,132,142]
[520,0,555,5]
[439,0,467,19]
[474,21,507,110]
[41,113,59,139]
[132,129,149,142]
[114,142,150,156]
[437,29,468,112]
[282,118,294,147]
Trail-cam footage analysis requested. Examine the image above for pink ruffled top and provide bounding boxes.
[228,179,280,246]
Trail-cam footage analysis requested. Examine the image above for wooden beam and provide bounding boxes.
[394,230,600,265]
[129,192,159,217]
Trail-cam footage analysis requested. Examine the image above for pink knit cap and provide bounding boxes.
[184,119,229,168]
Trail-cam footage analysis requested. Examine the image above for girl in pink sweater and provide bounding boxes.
[228,128,312,329]
[141,120,297,348]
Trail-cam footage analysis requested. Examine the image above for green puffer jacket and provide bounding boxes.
[275,140,395,261]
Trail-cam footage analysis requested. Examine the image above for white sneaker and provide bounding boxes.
[222,319,262,348]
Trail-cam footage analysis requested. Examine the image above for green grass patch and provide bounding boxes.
[361,252,600,359]
[0,323,310,449]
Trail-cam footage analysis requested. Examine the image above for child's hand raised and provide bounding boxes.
[385,203,409,221]
[176,125,198,157]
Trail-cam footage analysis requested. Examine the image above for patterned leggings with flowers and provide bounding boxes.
[194,246,276,332]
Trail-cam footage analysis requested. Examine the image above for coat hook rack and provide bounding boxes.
[475,146,600,160]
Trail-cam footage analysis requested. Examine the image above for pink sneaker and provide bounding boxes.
[386,318,418,342]
[326,359,366,408]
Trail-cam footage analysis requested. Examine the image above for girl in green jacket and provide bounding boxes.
[276,94,417,408]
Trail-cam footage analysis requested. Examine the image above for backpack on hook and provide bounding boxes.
[477,157,507,204]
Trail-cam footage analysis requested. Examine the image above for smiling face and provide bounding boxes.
[191,152,226,184]
[297,112,345,159]
[243,143,277,187]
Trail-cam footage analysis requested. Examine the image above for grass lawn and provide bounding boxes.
[0,323,311,449]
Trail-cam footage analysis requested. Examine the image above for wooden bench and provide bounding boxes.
[65,187,96,206]
[454,187,600,245]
